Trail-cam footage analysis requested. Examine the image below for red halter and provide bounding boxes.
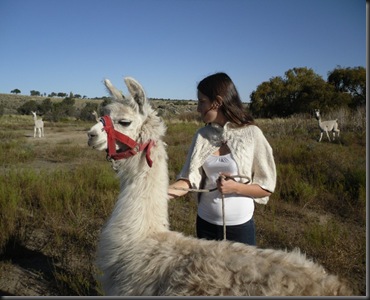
[100,115,154,167]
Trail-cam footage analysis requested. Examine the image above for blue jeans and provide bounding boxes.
[196,215,256,246]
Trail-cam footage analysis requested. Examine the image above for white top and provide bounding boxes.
[198,153,254,226]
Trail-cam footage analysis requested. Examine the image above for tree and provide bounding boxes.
[327,66,366,107]
[11,89,21,94]
[282,68,344,114]
[17,100,39,115]
[249,67,351,118]
[45,96,76,121]
[39,98,53,115]
[79,102,99,121]
[30,90,41,96]
[249,77,286,117]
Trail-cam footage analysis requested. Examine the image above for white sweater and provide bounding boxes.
[177,122,276,204]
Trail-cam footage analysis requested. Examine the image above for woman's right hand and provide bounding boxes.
[168,179,191,199]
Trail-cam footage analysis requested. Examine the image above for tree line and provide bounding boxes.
[16,96,112,122]
[9,66,366,120]
[249,66,365,118]
[10,89,87,99]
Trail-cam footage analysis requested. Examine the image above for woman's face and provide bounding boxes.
[197,90,217,123]
[197,90,227,125]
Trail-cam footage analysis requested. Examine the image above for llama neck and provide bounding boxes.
[105,141,169,243]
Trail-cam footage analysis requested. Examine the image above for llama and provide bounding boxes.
[314,109,340,142]
[31,111,44,138]
[92,110,100,123]
[87,77,352,296]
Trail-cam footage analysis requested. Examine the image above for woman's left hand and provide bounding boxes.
[217,173,272,198]
[217,173,238,194]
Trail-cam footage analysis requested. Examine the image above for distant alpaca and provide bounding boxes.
[92,110,100,123]
[314,109,340,142]
[87,77,352,296]
[31,111,44,138]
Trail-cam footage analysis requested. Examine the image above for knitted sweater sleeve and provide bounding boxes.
[176,130,202,188]
[176,126,219,189]
[250,126,276,204]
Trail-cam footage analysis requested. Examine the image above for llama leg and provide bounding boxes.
[318,132,323,142]
[34,127,36,138]
[325,131,331,142]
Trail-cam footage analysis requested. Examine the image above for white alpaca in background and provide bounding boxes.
[314,109,340,142]
[87,77,352,296]
[31,111,44,138]
[92,110,100,123]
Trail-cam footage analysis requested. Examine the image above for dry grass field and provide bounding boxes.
[0,97,366,296]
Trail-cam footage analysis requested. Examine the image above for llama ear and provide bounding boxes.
[104,79,125,101]
[124,77,147,114]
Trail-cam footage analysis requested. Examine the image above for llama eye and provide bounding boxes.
[118,120,132,126]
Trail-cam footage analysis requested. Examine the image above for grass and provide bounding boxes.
[0,107,366,296]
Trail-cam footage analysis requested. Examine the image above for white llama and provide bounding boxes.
[314,109,340,142]
[92,110,100,123]
[31,111,44,138]
[87,77,352,296]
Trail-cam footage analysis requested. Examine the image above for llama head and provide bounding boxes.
[31,111,36,117]
[87,77,159,158]
[314,109,320,119]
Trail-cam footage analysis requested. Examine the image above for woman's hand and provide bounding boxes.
[217,173,238,194]
[217,173,272,198]
[168,179,191,199]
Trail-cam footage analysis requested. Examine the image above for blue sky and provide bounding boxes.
[0,0,366,101]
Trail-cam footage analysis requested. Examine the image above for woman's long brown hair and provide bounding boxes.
[197,72,255,127]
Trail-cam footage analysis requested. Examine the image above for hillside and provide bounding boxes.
[0,93,198,118]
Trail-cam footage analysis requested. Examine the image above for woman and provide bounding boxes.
[168,72,276,245]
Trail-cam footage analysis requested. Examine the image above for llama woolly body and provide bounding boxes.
[31,111,44,138]
[88,77,352,296]
[99,228,348,296]
[314,109,340,142]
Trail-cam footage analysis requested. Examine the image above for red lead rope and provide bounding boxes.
[100,115,154,167]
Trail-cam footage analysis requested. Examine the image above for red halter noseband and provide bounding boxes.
[100,115,154,167]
